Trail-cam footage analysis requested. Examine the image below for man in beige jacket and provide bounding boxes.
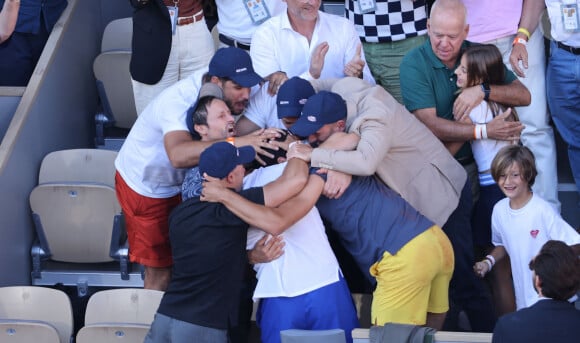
[292,77,465,227]
[291,77,496,331]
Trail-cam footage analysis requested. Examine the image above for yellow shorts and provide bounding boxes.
[370,225,454,326]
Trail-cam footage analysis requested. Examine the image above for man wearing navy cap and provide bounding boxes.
[144,141,309,343]
[115,47,282,291]
[235,76,316,135]
[200,138,455,331]
[290,78,495,332]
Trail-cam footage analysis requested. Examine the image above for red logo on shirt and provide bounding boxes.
[530,229,539,238]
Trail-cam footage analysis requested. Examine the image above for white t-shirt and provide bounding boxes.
[469,101,512,185]
[243,163,341,300]
[242,82,287,129]
[115,68,206,198]
[545,0,580,47]
[491,193,580,309]
[216,0,286,44]
[250,11,376,84]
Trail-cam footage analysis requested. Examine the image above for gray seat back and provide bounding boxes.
[0,286,73,343]
[93,51,137,129]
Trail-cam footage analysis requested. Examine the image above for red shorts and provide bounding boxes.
[115,172,181,268]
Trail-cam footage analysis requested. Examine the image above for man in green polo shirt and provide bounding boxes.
[400,0,531,333]
[400,0,528,176]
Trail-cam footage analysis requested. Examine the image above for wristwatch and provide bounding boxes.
[481,83,490,101]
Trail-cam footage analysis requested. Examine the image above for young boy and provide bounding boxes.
[473,145,580,310]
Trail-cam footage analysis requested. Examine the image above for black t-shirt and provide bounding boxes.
[157,187,264,329]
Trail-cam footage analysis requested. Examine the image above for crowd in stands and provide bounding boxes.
[2,0,579,342]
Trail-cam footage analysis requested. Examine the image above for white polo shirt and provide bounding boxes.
[250,11,376,84]
[243,82,287,130]
[243,163,341,300]
[115,68,206,198]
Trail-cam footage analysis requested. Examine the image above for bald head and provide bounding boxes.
[427,0,469,68]
[430,0,467,26]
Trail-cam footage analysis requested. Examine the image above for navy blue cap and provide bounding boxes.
[289,91,347,138]
[209,47,263,88]
[276,77,315,119]
[199,142,256,179]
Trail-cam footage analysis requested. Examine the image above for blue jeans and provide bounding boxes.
[547,40,580,197]
[144,313,227,343]
[442,179,495,332]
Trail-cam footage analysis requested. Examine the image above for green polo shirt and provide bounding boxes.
[400,38,516,162]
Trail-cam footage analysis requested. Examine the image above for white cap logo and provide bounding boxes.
[235,67,247,73]
[299,98,307,105]
[307,115,317,122]
[279,100,289,105]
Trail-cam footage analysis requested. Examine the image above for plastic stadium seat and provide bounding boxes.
[29,149,139,293]
[0,320,60,343]
[94,17,137,148]
[76,288,163,343]
[281,329,347,343]
[0,286,73,343]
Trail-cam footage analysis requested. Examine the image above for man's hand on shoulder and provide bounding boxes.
[248,235,285,264]
[200,173,230,203]
[264,71,288,96]
[322,170,352,199]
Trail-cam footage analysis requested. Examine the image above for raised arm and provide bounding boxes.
[164,129,282,168]
[262,157,309,207]
[310,115,390,176]
[201,174,325,235]
[509,0,546,77]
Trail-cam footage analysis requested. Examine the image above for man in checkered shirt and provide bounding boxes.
[346,0,429,102]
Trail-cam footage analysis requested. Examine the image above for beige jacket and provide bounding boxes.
[310,77,467,226]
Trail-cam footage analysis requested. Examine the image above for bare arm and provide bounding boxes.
[164,131,215,168]
[453,79,531,118]
[414,107,523,143]
[164,128,284,168]
[235,116,262,137]
[0,0,19,43]
[201,174,325,235]
[509,0,546,76]
[262,157,309,207]
[474,246,507,277]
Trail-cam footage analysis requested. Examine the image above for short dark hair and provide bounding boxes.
[192,95,221,127]
[491,145,537,187]
[529,240,580,301]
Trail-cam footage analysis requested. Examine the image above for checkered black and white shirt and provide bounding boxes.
[346,0,428,43]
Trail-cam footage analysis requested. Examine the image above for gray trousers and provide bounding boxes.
[144,313,227,343]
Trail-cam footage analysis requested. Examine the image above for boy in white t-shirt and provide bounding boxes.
[473,145,580,310]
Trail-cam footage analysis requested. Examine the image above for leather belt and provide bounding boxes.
[177,11,204,26]
[557,41,580,55]
[219,34,251,51]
